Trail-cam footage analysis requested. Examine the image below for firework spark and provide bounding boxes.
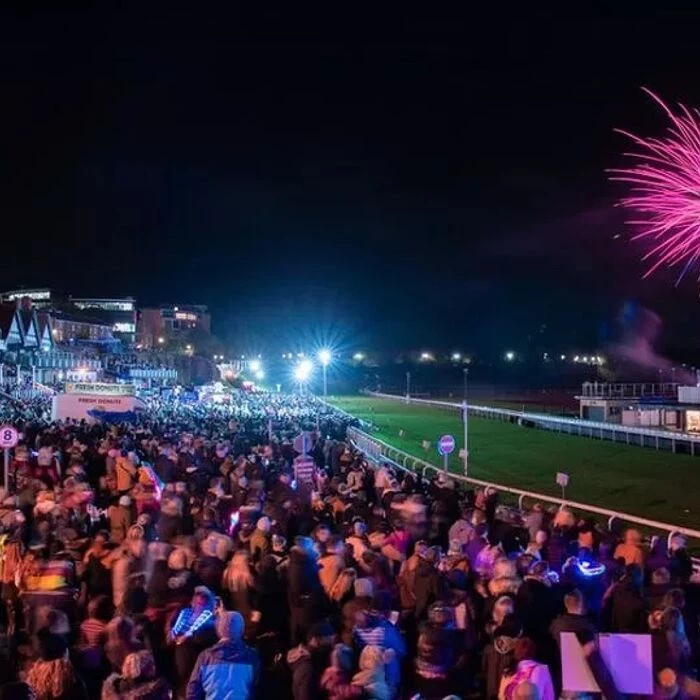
[609,88,700,282]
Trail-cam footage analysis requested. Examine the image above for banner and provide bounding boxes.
[65,382,135,396]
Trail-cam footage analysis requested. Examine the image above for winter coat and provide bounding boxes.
[287,644,332,700]
[413,558,445,621]
[482,634,518,700]
[116,456,137,492]
[102,675,170,700]
[319,553,345,598]
[516,577,562,663]
[603,580,648,633]
[186,639,260,700]
[109,505,132,544]
[287,546,321,608]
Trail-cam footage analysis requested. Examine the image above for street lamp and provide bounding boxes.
[249,359,261,373]
[318,349,332,396]
[294,359,313,394]
[505,351,515,362]
[157,337,165,345]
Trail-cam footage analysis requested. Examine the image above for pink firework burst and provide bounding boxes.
[609,88,700,282]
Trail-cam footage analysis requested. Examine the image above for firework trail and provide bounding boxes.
[609,88,700,282]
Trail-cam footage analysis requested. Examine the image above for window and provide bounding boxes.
[112,322,136,333]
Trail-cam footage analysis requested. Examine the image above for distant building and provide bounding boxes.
[0,287,53,308]
[50,311,115,344]
[137,304,211,348]
[70,296,137,343]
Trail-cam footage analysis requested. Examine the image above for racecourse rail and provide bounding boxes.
[366,391,700,456]
[345,425,700,578]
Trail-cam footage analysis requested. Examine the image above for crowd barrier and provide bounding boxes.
[366,391,700,456]
[345,425,700,555]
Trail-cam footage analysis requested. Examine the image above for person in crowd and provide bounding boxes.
[498,638,555,700]
[102,649,170,700]
[1,387,699,700]
[287,620,337,700]
[602,563,648,633]
[614,528,645,567]
[26,627,88,700]
[320,642,362,699]
[186,611,260,700]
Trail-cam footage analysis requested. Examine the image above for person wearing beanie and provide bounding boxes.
[26,628,88,700]
[250,516,271,564]
[186,610,260,700]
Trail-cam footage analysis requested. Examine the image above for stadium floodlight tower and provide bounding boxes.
[318,349,332,396]
[294,359,313,395]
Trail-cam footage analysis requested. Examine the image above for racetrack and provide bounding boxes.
[328,395,700,530]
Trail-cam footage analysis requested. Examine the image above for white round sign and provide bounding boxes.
[0,425,19,449]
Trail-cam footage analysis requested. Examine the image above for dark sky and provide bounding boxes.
[2,6,700,356]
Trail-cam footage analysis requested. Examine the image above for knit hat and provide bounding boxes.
[354,578,374,599]
[119,495,131,507]
[256,516,271,533]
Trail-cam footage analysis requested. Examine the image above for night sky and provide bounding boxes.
[2,7,700,357]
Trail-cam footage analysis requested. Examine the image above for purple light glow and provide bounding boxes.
[609,88,700,282]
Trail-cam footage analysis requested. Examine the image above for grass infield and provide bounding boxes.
[328,395,700,531]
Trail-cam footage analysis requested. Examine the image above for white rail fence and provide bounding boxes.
[366,391,700,456]
[346,425,700,549]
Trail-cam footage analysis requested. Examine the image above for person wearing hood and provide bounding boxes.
[102,649,170,700]
[250,516,271,564]
[352,644,393,700]
[287,620,336,700]
[186,610,260,700]
[287,536,323,645]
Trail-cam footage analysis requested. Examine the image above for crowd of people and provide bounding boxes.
[0,389,697,700]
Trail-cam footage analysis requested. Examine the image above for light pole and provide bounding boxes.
[463,367,469,476]
[406,371,411,401]
[318,349,332,397]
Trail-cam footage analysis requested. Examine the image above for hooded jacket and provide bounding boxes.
[186,639,260,700]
